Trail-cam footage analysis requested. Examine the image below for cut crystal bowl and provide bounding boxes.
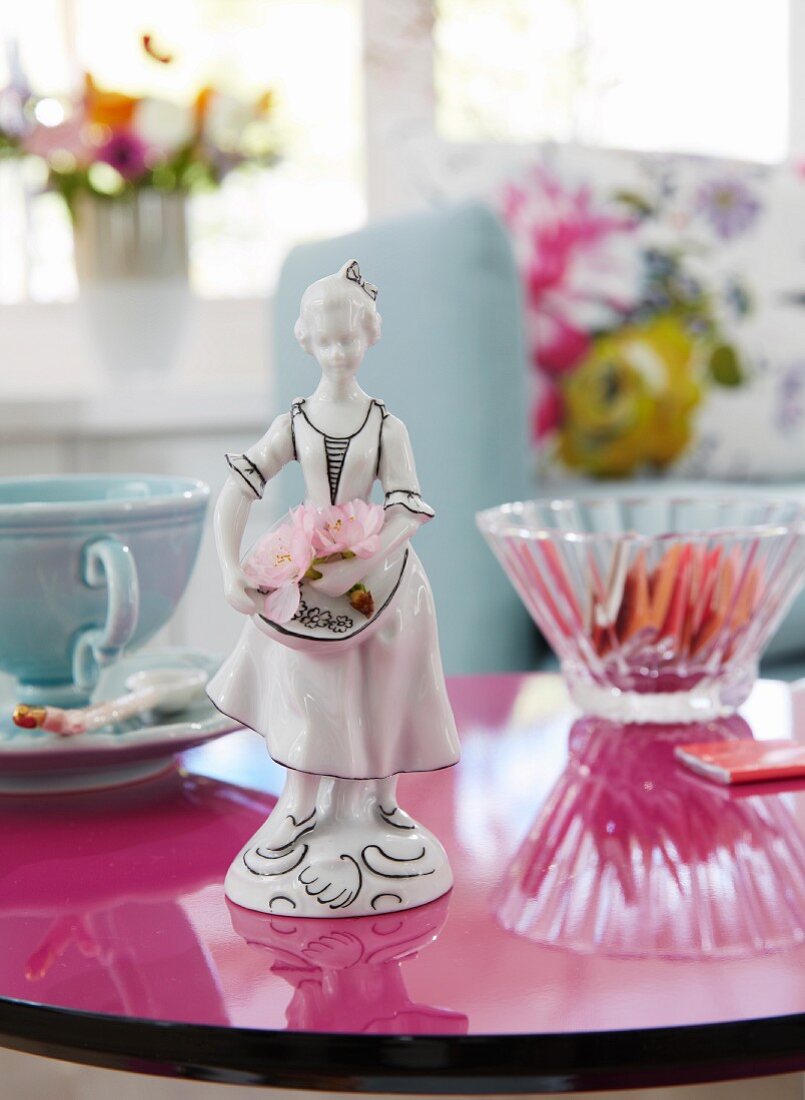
[478,495,805,722]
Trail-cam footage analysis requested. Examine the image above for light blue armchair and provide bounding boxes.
[273,203,538,675]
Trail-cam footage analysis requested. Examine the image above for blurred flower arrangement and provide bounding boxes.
[502,164,756,478]
[0,35,280,214]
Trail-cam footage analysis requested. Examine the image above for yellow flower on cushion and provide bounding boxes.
[558,316,702,477]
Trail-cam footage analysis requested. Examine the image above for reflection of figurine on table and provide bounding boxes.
[228,893,467,1035]
[209,261,459,918]
[499,715,805,960]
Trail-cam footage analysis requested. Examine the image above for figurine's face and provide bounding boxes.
[305,299,369,378]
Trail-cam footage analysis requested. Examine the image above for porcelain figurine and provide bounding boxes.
[208,260,460,918]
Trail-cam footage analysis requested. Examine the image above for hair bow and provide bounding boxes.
[344,260,378,301]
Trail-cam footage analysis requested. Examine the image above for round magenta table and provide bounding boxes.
[1,673,805,1093]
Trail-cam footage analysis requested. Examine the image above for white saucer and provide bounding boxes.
[0,648,240,794]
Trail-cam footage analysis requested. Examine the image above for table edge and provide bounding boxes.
[0,996,803,1094]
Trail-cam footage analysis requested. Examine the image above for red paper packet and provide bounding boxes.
[674,739,805,785]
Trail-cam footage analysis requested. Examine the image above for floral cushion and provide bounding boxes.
[500,144,805,481]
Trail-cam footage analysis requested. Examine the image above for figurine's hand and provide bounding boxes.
[307,556,371,599]
[224,568,261,615]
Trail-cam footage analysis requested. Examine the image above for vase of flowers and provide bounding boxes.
[0,40,279,376]
[72,187,190,377]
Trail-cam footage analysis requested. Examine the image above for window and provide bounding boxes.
[0,0,365,303]
[2,0,796,305]
[435,0,789,163]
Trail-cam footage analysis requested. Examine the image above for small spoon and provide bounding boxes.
[13,667,209,737]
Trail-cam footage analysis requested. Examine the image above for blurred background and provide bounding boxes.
[2,0,805,675]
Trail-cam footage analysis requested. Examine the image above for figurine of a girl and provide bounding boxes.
[208,260,459,917]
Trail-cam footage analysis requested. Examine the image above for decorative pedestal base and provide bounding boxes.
[225,790,452,918]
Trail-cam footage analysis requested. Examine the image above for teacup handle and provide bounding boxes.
[72,537,140,693]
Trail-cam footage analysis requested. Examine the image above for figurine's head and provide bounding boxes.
[294,260,382,378]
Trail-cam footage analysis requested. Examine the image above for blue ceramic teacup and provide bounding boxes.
[0,475,209,706]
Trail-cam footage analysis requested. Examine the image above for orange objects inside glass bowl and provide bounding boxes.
[591,543,762,661]
[478,496,805,722]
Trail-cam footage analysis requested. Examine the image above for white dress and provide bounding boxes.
[207,398,460,781]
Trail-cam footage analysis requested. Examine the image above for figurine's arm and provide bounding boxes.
[215,413,294,615]
[308,415,433,599]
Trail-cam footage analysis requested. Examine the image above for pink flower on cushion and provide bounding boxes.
[311,499,384,559]
[502,165,641,385]
[533,314,591,376]
[243,520,314,622]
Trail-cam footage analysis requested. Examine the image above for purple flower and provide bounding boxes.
[776,361,805,434]
[696,178,760,239]
[97,129,148,181]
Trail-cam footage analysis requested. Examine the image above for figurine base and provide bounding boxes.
[225,793,453,918]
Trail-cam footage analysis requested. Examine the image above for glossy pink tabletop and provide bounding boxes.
[1,674,805,1093]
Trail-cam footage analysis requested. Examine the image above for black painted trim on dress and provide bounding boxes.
[260,549,409,643]
[258,752,458,783]
[290,402,303,461]
[384,501,435,518]
[225,453,266,499]
[1,997,803,1092]
[296,398,382,504]
[296,397,377,441]
[375,399,388,477]
[206,678,460,777]
[384,488,434,517]
[324,435,350,504]
[229,465,261,499]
